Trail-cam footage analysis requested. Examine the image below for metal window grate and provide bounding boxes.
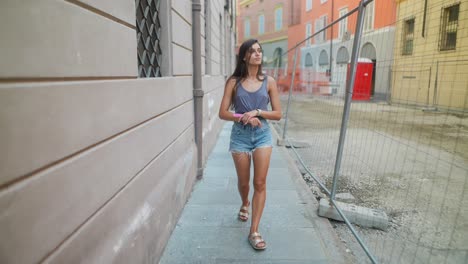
[136,0,162,77]
[402,18,415,55]
[439,4,459,51]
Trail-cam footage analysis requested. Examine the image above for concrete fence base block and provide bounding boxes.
[295,160,308,175]
[277,138,285,146]
[335,192,356,203]
[285,140,311,148]
[318,198,388,231]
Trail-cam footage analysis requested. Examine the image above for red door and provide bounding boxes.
[348,58,373,100]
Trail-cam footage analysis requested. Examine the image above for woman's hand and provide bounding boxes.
[247,117,262,127]
[240,110,258,124]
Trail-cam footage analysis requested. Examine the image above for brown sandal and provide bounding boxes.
[248,232,267,250]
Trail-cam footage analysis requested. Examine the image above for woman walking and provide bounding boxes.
[218,39,282,250]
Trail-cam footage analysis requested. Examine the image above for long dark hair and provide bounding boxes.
[228,39,265,103]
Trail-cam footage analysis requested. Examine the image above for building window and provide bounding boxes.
[338,8,348,39]
[402,18,415,55]
[275,7,283,31]
[306,23,312,45]
[306,0,312,11]
[136,0,162,77]
[315,16,327,43]
[258,14,265,35]
[305,53,313,67]
[244,19,250,37]
[364,0,374,32]
[440,4,459,51]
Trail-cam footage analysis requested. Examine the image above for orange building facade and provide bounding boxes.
[295,0,397,99]
[236,0,296,72]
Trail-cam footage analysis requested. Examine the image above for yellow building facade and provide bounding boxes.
[392,0,468,110]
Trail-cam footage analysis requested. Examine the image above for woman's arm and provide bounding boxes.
[263,75,282,120]
[219,78,241,122]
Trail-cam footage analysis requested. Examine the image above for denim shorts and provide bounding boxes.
[229,119,273,153]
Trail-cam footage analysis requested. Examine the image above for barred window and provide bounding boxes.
[136,0,162,77]
[440,4,459,51]
[402,18,415,55]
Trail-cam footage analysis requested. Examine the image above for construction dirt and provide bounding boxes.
[275,96,468,264]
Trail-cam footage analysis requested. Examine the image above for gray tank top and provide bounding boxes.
[234,76,270,114]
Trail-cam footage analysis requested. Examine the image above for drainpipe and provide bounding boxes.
[329,0,334,82]
[192,0,204,179]
[205,0,212,75]
[422,0,428,37]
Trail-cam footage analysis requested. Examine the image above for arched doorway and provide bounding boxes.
[336,46,349,65]
[361,42,376,96]
[305,53,313,67]
[319,50,329,69]
[273,48,283,68]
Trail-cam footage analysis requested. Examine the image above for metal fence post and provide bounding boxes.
[282,46,299,141]
[330,0,366,200]
[330,0,377,263]
[330,3,379,263]
[433,61,439,110]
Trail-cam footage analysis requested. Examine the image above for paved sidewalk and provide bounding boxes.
[160,122,348,264]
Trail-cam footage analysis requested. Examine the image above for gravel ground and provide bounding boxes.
[274,96,468,264]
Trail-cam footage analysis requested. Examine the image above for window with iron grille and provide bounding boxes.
[402,18,415,55]
[439,3,459,51]
[136,0,162,77]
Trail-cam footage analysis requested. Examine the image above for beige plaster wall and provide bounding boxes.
[0,0,234,263]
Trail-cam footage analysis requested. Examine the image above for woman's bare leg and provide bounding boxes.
[250,147,272,247]
[232,152,251,208]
